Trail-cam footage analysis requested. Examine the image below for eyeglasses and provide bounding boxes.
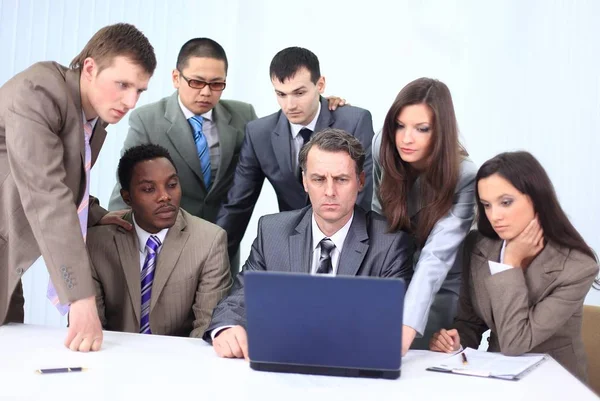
[179,71,226,91]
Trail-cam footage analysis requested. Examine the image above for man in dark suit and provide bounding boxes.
[0,23,156,352]
[89,144,231,337]
[205,129,412,359]
[215,47,375,263]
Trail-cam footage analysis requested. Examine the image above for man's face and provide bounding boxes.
[303,147,364,228]
[121,157,182,234]
[173,57,227,115]
[83,55,151,123]
[272,67,325,126]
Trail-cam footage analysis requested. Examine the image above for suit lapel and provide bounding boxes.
[272,111,294,175]
[150,211,190,312]
[212,102,237,189]
[289,208,313,273]
[471,236,503,330]
[408,177,423,218]
[337,207,369,276]
[164,92,206,191]
[115,217,142,324]
[524,242,566,304]
[312,96,334,134]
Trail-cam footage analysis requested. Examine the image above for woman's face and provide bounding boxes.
[477,173,535,241]
[394,103,433,170]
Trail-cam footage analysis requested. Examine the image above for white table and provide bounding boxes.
[0,324,597,401]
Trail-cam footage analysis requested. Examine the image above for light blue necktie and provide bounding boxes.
[189,116,211,189]
[140,235,161,334]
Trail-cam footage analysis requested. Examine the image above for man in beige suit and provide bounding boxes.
[0,23,156,351]
[88,144,232,336]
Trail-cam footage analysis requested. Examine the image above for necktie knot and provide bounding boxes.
[190,115,204,129]
[146,235,162,254]
[299,128,312,145]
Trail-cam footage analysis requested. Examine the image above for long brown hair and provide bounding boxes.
[476,152,598,270]
[379,78,464,245]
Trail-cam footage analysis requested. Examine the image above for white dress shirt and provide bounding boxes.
[310,212,353,275]
[133,214,169,271]
[178,96,220,183]
[488,240,512,275]
[289,102,321,174]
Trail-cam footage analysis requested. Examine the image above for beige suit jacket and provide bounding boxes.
[0,62,108,324]
[454,230,599,382]
[87,209,232,337]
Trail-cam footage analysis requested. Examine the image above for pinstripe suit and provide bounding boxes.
[204,205,414,340]
[87,209,232,337]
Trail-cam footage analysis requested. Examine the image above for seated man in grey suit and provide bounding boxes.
[205,129,412,359]
[89,144,232,337]
[215,47,375,264]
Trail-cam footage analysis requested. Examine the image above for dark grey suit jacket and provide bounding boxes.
[204,205,413,341]
[215,97,375,262]
[109,92,257,225]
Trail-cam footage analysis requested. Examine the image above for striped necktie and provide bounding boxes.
[316,238,335,275]
[140,235,162,334]
[188,116,212,189]
[46,120,93,315]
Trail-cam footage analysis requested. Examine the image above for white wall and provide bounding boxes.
[1,0,599,326]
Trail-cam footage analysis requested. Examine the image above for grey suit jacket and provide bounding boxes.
[204,205,413,341]
[453,231,598,382]
[371,130,477,338]
[0,62,109,325]
[108,92,257,224]
[215,97,375,262]
[87,209,232,337]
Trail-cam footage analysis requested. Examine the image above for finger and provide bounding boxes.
[328,99,339,110]
[64,328,77,348]
[78,336,93,353]
[113,217,133,230]
[213,340,225,357]
[234,331,249,360]
[69,333,83,352]
[215,339,232,358]
[227,337,244,358]
[91,337,102,352]
[434,331,452,351]
[339,98,347,106]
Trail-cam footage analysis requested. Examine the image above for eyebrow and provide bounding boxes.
[135,174,178,185]
[480,193,515,202]
[396,119,430,125]
[189,74,226,82]
[276,85,308,95]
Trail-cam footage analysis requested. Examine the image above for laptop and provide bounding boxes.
[245,271,405,379]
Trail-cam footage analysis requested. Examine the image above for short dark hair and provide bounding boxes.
[299,128,365,175]
[70,23,156,75]
[269,47,320,84]
[476,151,598,267]
[118,144,177,191]
[176,38,228,73]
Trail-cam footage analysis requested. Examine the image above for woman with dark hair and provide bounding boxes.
[372,78,477,354]
[430,151,598,382]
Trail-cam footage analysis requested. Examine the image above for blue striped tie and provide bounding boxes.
[140,235,161,334]
[189,116,212,189]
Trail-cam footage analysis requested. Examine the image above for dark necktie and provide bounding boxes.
[298,128,313,183]
[316,238,336,274]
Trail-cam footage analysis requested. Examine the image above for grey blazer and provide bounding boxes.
[108,92,257,225]
[204,205,413,340]
[454,231,598,382]
[371,130,477,341]
[215,97,375,262]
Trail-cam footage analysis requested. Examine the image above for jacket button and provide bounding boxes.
[16,267,24,275]
[67,283,74,289]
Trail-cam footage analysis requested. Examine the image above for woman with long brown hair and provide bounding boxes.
[430,151,598,382]
[372,77,477,354]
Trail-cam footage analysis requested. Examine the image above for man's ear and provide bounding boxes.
[317,76,326,94]
[120,189,132,206]
[357,171,366,192]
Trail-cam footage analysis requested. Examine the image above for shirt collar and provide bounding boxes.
[132,214,169,253]
[500,240,507,263]
[311,211,354,252]
[290,101,321,138]
[82,112,98,129]
[178,95,213,122]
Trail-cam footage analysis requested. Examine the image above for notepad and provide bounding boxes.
[427,347,547,381]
